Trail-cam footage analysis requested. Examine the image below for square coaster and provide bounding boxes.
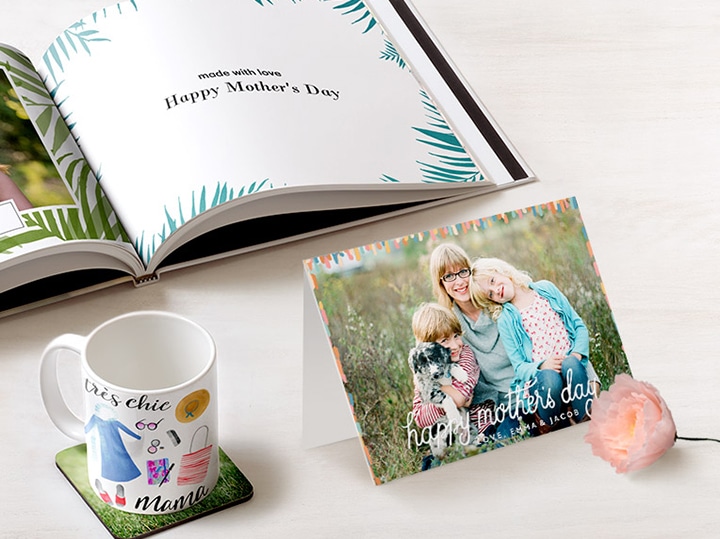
[56,444,253,539]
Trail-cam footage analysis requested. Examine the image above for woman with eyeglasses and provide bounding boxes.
[429,243,519,441]
[430,243,599,440]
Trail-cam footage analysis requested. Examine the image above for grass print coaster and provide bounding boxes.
[56,444,253,539]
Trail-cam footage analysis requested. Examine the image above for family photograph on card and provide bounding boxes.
[304,198,632,484]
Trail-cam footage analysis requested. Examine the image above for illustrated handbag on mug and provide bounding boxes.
[177,425,213,486]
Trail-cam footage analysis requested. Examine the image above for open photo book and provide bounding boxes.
[303,197,632,484]
[0,0,533,317]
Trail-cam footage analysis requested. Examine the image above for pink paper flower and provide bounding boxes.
[585,373,677,473]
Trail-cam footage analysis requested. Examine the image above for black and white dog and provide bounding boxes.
[408,342,469,457]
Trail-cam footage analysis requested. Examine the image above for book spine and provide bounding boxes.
[133,273,160,287]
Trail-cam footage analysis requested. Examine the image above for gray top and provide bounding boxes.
[453,303,514,406]
[454,302,600,409]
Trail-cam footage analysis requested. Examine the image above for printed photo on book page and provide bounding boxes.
[41,0,493,266]
[303,198,632,484]
[0,45,130,265]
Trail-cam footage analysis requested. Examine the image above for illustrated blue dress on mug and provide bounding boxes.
[85,410,142,482]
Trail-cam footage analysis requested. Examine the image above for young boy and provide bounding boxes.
[410,303,495,452]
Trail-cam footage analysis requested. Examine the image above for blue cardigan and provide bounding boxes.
[496,280,589,390]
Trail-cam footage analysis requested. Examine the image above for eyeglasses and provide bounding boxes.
[136,418,164,431]
[441,268,471,283]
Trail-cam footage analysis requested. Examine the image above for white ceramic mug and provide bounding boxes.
[40,311,219,515]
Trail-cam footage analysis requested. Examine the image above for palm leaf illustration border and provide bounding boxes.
[379,39,406,69]
[135,179,272,265]
[0,46,128,256]
[412,90,483,183]
[331,0,377,34]
[42,1,138,87]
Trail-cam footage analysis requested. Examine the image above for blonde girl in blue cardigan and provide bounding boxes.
[469,257,593,429]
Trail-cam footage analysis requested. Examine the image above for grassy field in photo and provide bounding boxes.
[310,202,631,483]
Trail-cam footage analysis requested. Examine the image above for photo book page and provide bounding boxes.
[0,0,534,317]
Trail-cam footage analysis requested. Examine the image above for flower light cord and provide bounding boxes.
[675,435,720,443]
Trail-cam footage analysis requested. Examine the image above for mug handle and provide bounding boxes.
[39,334,87,441]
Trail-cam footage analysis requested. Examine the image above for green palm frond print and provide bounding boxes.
[380,39,406,69]
[0,46,128,256]
[332,0,377,34]
[0,160,125,255]
[42,1,138,87]
[135,179,272,264]
[1,49,69,153]
[91,0,139,21]
[413,90,483,183]
[253,0,300,6]
[255,1,379,39]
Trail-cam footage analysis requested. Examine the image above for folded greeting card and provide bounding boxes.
[303,197,632,484]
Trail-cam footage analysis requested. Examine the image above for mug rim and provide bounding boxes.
[81,310,216,394]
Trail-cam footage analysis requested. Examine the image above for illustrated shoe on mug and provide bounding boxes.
[95,479,112,504]
[115,485,126,507]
